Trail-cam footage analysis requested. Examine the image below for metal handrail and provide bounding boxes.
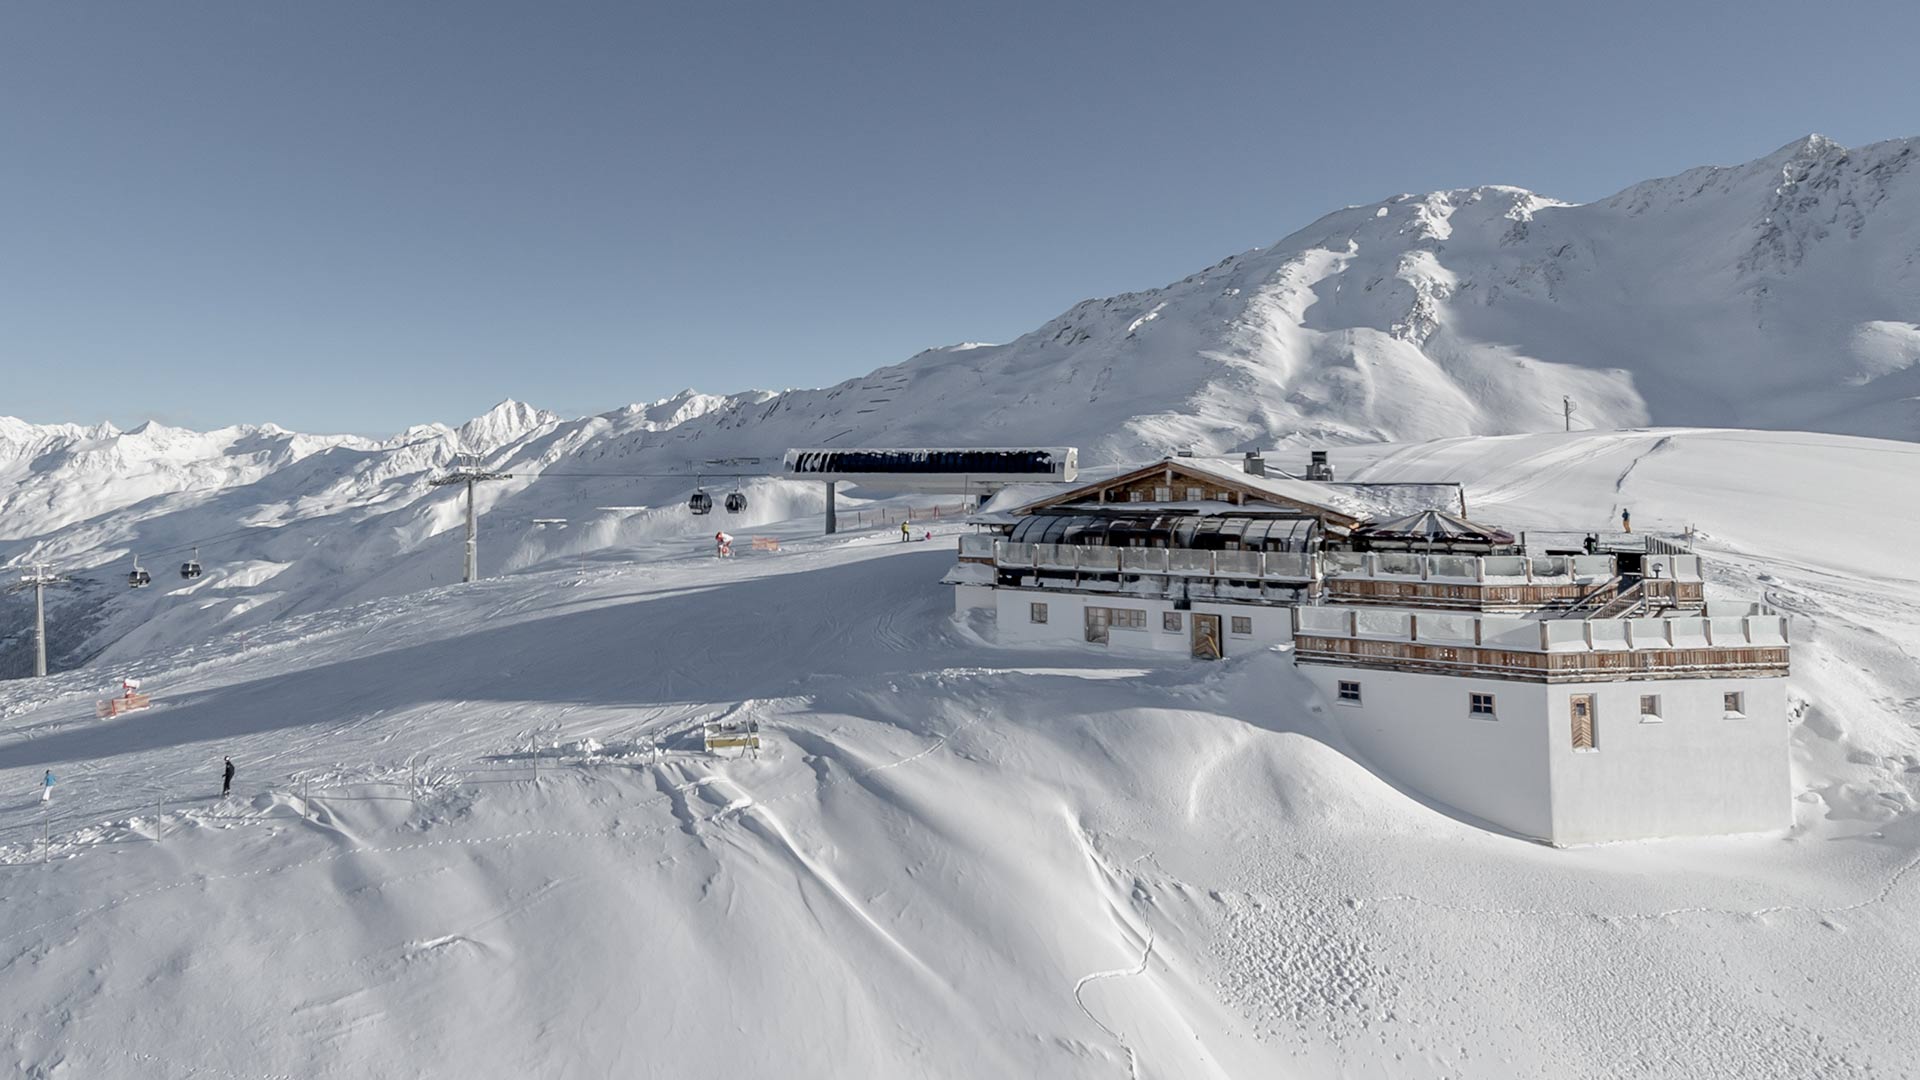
[1556,577,1622,619]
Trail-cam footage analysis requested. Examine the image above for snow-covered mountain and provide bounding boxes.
[5,134,1919,675]
[789,133,1919,453]
[0,392,799,676]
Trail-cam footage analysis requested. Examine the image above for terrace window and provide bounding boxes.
[1337,680,1362,704]
[1163,611,1183,632]
[1469,692,1497,719]
[1723,691,1745,718]
[1640,694,1662,722]
[1030,602,1048,624]
[1231,616,1253,635]
[1184,486,1204,501]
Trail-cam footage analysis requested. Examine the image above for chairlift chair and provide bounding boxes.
[181,546,203,579]
[689,489,713,515]
[724,490,747,513]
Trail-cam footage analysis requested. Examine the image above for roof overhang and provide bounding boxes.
[1005,458,1365,530]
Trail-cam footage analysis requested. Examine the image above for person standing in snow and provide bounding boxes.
[222,756,235,798]
[900,521,911,542]
[41,770,54,803]
[1621,508,1632,534]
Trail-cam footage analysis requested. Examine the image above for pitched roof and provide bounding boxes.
[1007,457,1369,527]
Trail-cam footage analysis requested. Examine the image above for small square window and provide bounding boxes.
[1469,692,1497,718]
[1129,490,1145,502]
[1163,611,1183,632]
[1030,602,1048,624]
[1640,694,1662,722]
[1337,680,1362,704]
[1723,691,1745,717]
[1230,616,1253,635]
[1184,486,1204,501]
[1154,487,1172,502]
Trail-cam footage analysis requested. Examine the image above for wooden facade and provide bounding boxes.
[1325,578,1606,610]
[1324,574,1702,613]
[1292,634,1789,684]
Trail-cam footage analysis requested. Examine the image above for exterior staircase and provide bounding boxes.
[1588,580,1649,620]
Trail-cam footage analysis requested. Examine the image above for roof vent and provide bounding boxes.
[1242,451,1267,477]
[1174,449,1195,457]
[1306,450,1335,481]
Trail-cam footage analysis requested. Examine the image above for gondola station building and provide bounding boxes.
[947,452,1791,845]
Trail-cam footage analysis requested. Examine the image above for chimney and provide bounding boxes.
[1242,450,1267,477]
[1306,450,1335,481]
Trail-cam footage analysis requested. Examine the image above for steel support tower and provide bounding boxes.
[9,564,67,678]
[431,461,513,583]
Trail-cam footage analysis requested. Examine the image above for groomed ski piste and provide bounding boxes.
[4,428,1918,1078]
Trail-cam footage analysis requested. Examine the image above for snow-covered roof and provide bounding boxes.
[1167,457,1389,521]
[1007,456,1456,527]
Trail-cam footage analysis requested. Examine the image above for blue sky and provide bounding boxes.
[3,0,1916,435]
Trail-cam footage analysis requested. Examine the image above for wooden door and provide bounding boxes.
[1191,614,1222,660]
[1084,606,1110,645]
[1570,694,1596,749]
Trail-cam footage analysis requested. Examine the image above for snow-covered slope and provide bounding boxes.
[3,429,1916,1078]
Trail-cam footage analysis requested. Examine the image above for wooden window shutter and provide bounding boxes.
[1570,695,1595,749]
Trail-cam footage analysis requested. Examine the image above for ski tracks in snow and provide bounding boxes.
[1072,924,1156,1080]
[2,682,990,951]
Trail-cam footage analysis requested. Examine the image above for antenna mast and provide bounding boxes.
[9,564,69,678]
[1562,396,1578,433]
[430,455,513,583]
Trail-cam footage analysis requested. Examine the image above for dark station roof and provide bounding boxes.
[1353,509,1516,546]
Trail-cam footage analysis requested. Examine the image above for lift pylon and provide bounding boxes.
[431,456,513,583]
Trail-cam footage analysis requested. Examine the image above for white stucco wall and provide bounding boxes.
[954,584,994,615]
[1296,665,1554,840]
[1544,678,1790,844]
[990,588,1293,658]
[1297,664,1790,845]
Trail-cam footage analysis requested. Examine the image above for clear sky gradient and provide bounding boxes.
[3,0,1917,435]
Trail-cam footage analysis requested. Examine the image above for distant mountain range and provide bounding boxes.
[5,133,1917,675]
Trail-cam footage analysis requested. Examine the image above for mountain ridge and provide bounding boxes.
[6,133,1919,674]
